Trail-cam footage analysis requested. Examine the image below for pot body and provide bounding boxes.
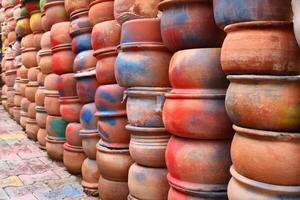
[57,73,77,97]
[25,82,38,102]
[63,143,86,175]
[14,92,22,107]
[27,102,37,118]
[88,0,114,26]
[46,136,65,161]
[46,115,68,139]
[59,97,82,123]
[43,1,69,31]
[75,70,99,104]
[293,0,300,48]
[44,73,59,91]
[17,65,28,79]
[81,158,101,189]
[44,92,61,116]
[65,0,89,15]
[72,32,92,54]
[52,45,75,75]
[94,50,117,85]
[80,131,100,159]
[27,67,39,81]
[36,107,47,128]
[73,50,97,72]
[41,31,51,49]
[50,21,72,47]
[66,122,83,147]
[80,103,97,130]
[26,119,39,141]
[35,86,45,106]
[168,187,228,200]
[21,97,30,112]
[29,11,42,33]
[5,70,17,87]
[37,128,47,149]
[21,48,38,68]
[33,32,43,49]
[98,176,129,200]
[16,17,32,38]
[21,34,34,49]
[39,51,53,74]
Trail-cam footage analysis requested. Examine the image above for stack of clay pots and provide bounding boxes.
[158,0,233,199]
[213,0,300,199]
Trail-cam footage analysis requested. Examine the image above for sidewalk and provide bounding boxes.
[0,106,97,200]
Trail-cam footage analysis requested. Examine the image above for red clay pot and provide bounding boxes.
[94,49,117,85]
[21,97,30,112]
[91,20,121,53]
[44,73,59,91]
[72,32,92,54]
[226,75,300,132]
[222,21,300,75]
[168,187,227,200]
[163,89,234,139]
[24,0,40,13]
[36,106,47,128]
[26,118,39,141]
[46,115,68,140]
[98,176,129,200]
[35,86,45,106]
[43,1,69,31]
[46,136,65,161]
[4,57,15,71]
[80,103,97,130]
[50,21,72,47]
[88,0,114,26]
[96,143,133,181]
[59,97,82,123]
[166,136,231,196]
[70,10,91,34]
[16,17,32,38]
[30,10,42,33]
[20,111,29,128]
[57,73,77,97]
[38,50,52,74]
[21,33,34,48]
[44,90,60,116]
[169,48,228,89]
[63,143,86,175]
[41,31,51,49]
[80,130,100,160]
[65,0,89,15]
[33,32,43,49]
[73,50,97,72]
[74,69,100,104]
[27,67,39,81]
[66,122,83,147]
[37,71,47,86]
[19,79,29,97]
[128,163,169,200]
[127,125,170,168]
[115,44,172,87]
[159,0,225,51]
[52,44,75,75]
[14,92,22,107]
[18,65,29,79]
[21,48,38,69]
[27,102,37,119]
[81,158,100,195]
[25,81,39,102]
[5,69,17,87]
[37,128,47,150]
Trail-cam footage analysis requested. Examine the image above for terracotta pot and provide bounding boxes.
[21,97,30,112]
[98,176,129,200]
[46,136,65,161]
[114,0,161,24]
[73,50,97,72]
[72,32,92,54]
[96,143,133,181]
[74,70,99,104]
[25,81,39,102]
[80,130,100,160]
[26,118,39,141]
[14,92,22,107]
[37,71,47,86]
[125,87,170,127]
[222,21,300,75]
[66,122,82,147]
[63,143,86,175]
[7,31,16,44]
[65,0,89,15]
[168,187,227,200]
[20,111,29,128]
[35,87,45,106]
[5,69,17,87]
[70,10,91,33]
[16,17,32,38]
[35,106,47,129]
[46,115,68,140]
[214,0,292,29]
[94,49,116,85]
[29,10,42,33]
[91,20,120,53]
[169,48,228,89]
[4,58,15,71]
[88,0,114,26]
[38,50,52,74]
[13,106,21,123]
[127,125,170,168]
[27,67,39,81]
[59,97,82,123]
[226,75,300,131]
[231,125,300,185]
[293,0,300,48]
[52,44,75,75]
[57,73,77,97]
[41,31,51,49]
[50,21,72,47]
[37,128,47,149]
[7,87,15,105]
[20,79,29,97]
[43,1,69,31]
[21,48,38,69]
[228,167,300,200]
[163,89,233,139]
[128,163,169,200]
[33,32,43,49]
[27,102,37,119]
[80,103,97,130]
[21,33,34,48]
[115,44,172,87]
[18,65,28,79]
[159,0,225,51]
[44,73,59,91]
[24,0,40,13]
[81,158,100,195]
[44,90,61,116]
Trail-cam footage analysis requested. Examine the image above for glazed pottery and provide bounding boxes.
[41,31,51,49]
[168,187,228,200]
[50,21,72,47]
[94,49,117,85]
[44,73,59,91]
[52,44,75,74]
[36,106,47,128]
[59,97,82,123]
[73,50,97,72]
[159,0,225,51]
[127,125,170,167]
[44,90,60,116]
[25,81,39,102]
[65,0,89,15]
[226,75,300,131]
[37,128,47,150]
[63,143,86,175]
[35,87,45,106]
[46,115,68,140]
[80,103,97,130]
[46,136,65,161]
[88,0,114,26]
[57,73,77,97]
[128,163,169,200]
[80,130,100,159]
[29,10,42,33]
[26,118,39,141]
[81,158,100,195]
[27,67,39,81]
[66,122,82,147]
[43,1,69,31]
[98,176,129,200]
[27,102,37,119]
[221,21,300,75]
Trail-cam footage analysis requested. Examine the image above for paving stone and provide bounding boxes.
[4,183,51,198]
[46,177,80,190]
[19,171,59,185]
[26,158,51,173]
[0,176,23,188]
[0,188,9,200]
[0,162,10,179]
[10,193,38,200]
[34,184,84,200]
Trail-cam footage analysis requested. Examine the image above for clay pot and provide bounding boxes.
[16,17,32,38]
[81,158,100,194]
[41,31,51,49]
[7,87,15,104]
[228,167,300,200]
[13,106,21,123]
[125,87,170,127]
[27,67,39,81]
[59,97,82,122]
[214,0,292,29]
[88,0,114,26]
[74,70,99,104]
[46,136,65,161]
[35,106,47,129]
[38,50,52,74]
[169,48,228,89]
[25,81,39,102]
[91,20,120,53]
[18,65,28,79]
[20,111,29,128]
[128,163,169,200]
[80,130,100,160]
[46,115,68,139]
[73,50,97,72]
[29,10,42,33]
[21,34,34,48]
[44,90,61,116]
[27,102,37,119]
[21,97,30,112]
[98,176,129,200]
[7,31,16,44]
[50,21,72,47]
[66,122,82,147]
[94,49,117,84]
[37,128,47,150]
[21,48,38,68]
[70,10,91,32]
[43,1,69,31]
[5,69,17,87]
[293,0,300,48]
[33,32,43,49]
[24,0,40,13]
[115,44,172,87]
[159,0,225,51]
[57,73,77,97]
[65,0,89,15]
[168,187,227,200]
[14,92,22,107]
[163,89,233,139]
[222,21,300,75]
[52,44,75,74]
[80,103,97,130]
[231,125,300,185]
[63,143,86,175]
[35,87,45,106]
[127,125,170,167]
[72,32,92,54]
[20,79,29,97]
[114,0,161,24]
[26,119,39,141]
[226,75,300,131]
[44,73,59,91]
[96,143,133,181]
[37,71,47,86]
[4,58,15,71]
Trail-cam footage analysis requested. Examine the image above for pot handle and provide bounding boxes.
[155,94,165,114]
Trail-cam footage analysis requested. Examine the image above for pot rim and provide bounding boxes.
[230,166,300,193]
[225,21,292,33]
[26,118,37,124]
[63,142,84,152]
[228,75,300,82]
[21,47,38,53]
[89,0,114,8]
[38,49,52,56]
[5,69,17,75]
[70,27,92,37]
[44,1,65,10]
[59,96,81,104]
[51,43,72,52]
[166,89,226,99]
[19,78,29,83]
[96,142,130,153]
[74,68,96,78]
[27,81,39,87]
[158,0,210,11]
[46,136,66,143]
[20,111,28,116]
[14,91,22,95]
[79,129,98,137]
[44,90,59,96]
[35,105,46,112]
[126,124,167,132]
[93,47,117,58]
[70,9,89,19]
[125,87,171,97]
[94,110,127,117]
[118,42,168,51]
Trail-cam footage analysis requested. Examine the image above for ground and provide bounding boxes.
[0,106,98,200]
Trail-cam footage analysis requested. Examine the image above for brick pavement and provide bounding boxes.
[0,106,98,200]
